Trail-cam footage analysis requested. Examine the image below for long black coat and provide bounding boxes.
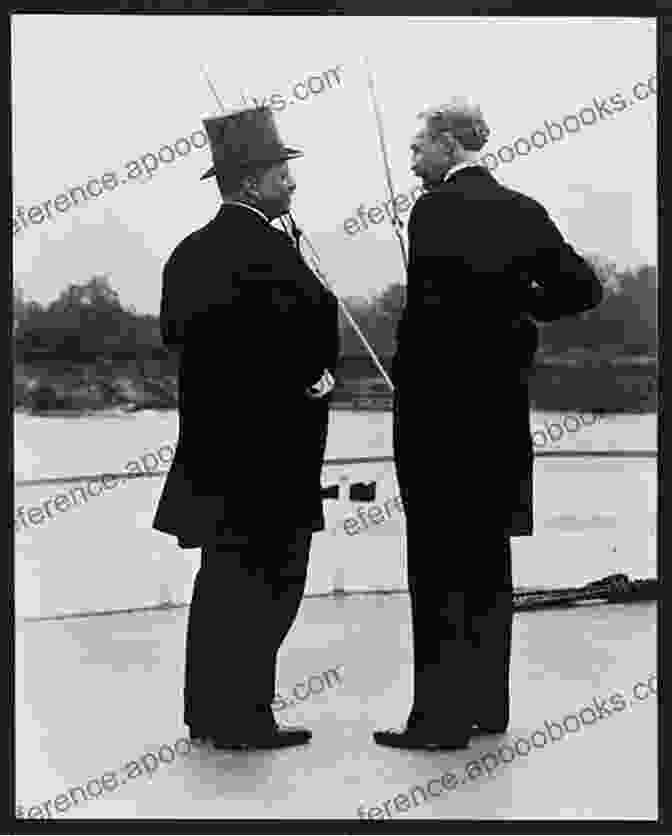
[392,166,604,536]
[153,204,340,549]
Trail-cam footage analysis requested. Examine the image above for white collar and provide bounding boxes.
[443,161,484,183]
[224,200,270,223]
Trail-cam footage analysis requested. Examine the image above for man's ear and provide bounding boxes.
[442,132,459,156]
[241,175,260,198]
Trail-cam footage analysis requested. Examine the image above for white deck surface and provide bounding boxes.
[16,596,657,821]
[15,409,658,819]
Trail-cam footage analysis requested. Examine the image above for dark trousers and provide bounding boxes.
[393,389,513,733]
[184,529,312,737]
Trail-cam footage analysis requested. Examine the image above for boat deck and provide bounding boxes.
[16,595,657,821]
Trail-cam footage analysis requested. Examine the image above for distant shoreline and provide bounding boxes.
[14,355,657,416]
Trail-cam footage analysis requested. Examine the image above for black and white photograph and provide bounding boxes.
[13,12,659,823]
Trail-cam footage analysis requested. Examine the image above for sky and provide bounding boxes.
[12,15,657,314]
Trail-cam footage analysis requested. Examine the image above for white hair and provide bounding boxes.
[418,97,490,151]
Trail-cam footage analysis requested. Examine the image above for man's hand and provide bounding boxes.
[306,369,335,399]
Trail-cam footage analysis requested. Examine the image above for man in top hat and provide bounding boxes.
[375,98,604,750]
[153,106,340,750]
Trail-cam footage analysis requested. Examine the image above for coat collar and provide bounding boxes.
[443,161,485,182]
[421,164,493,197]
[215,201,272,226]
[209,201,335,303]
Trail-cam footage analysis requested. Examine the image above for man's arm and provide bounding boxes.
[391,307,405,385]
[218,259,329,394]
[159,249,190,349]
[520,206,604,322]
[160,234,237,350]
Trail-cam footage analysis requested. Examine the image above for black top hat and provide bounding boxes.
[200,105,303,181]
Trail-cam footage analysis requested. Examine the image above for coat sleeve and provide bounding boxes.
[520,205,604,322]
[214,258,329,394]
[391,307,405,384]
[325,293,341,378]
[159,249,189,349]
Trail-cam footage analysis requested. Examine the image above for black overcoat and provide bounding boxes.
[153,204,340,549]
[392,166,604,536]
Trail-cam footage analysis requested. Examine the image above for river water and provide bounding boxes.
[15,408,657,619]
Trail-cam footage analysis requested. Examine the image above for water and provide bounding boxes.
[12,406,657,482]
[15,408,657,619]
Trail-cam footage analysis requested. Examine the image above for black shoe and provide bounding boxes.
[212,726,312,751]
[373,728,471,751]
[472,721,508,736]
[187,727,212,744]
[210,740,250,751]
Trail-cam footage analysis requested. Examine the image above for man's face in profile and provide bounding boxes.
[410,127,453,187]
[254,161,296,219]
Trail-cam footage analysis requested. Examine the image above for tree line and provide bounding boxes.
[13,255,656,368]
[338,255,656,359]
